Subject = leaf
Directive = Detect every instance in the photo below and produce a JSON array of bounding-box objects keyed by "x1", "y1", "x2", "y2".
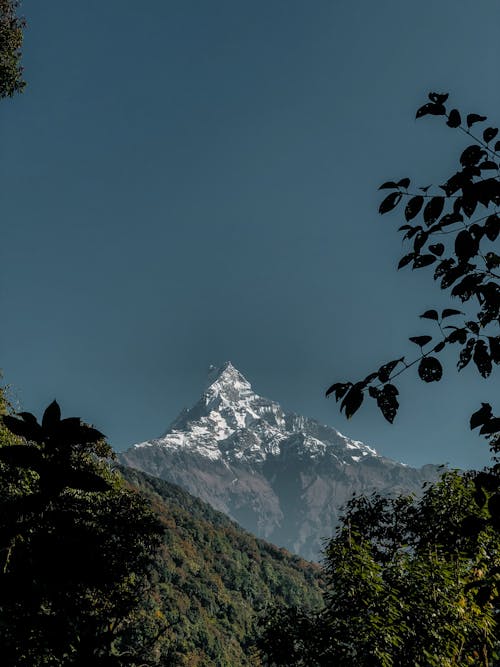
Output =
[
  {"x1": 416, "y1": 103, "x2": 446, "y2": 119},
  {"x1": 457, "y1": 338, "x2": 475, "y2": 371},
  {"x1": 376, "y1": 384, "x2": 399, "y2": 424},
  {"x1": 423, "y1": 197, "x2": 444, "y2": 226},
  {"x1": 470, "y1": 403, "x2": 493, "y2": 430},
  {"x1": 440, "y1": 212, "x2": 463, "y2": 227},
  {"x1": 485, "y1": 214, "x2": 500, "y2": 241},
  {"x1": 433, "y1": 341, "x2": 446, "y2": 353},
  {"x1": 379, "y1": 181, "x2": 398, "y2": 190},
  {"x1": 428, "y1": 243, "x2": 444, "y2": 256},
  {"x1": 418, "y1": 357, "x2": 443, "y2": 382},
  {"x1": 413, "y1": 230, "x2": 428, "y2": 253},
  {"x1": 340, "y1": 384, "x2": 364, "y2": 419},
  {"x1": 420, "y1": 309, "x2": 439, "y2": 321},
  {"x1": 488, "y1": 336, "x2": 500, "y2": 364},
  {"x1": 441, "y1": 308, "x2": 463, "y2": 319},
  {"x1": 483, "y1": 127, "x2": 498, "y2": 143},
  {"x1": 409, "y1": 335, "x2": 432, "y2": 347},
  {"x1": 480, "y1": 418, "x2": 500, "y2": 436},
  {"x1": 479, "y1": 160, "x2": 498, "y2": 170},
  {"x1": 326, "y1": 382, "x2": 352, "y2": 400},
  {"x1": 455, "y1": 229, "x2": 478, "y2": 261},
  {"x1": 467, "y1": 113, "x2": 487, "y2": 128},
  {"x1": 1, "y1": 415, "x2": 42, "y2": 442},
  {"x1": 428, "y1": 92, "x2": 449, "y2": 104},
  {"x1": 398, "y1": 253, "x2": 415, "y2": 270},
  {"x1": 473, "y1": 340, "x2": 492, "y2": 378},
  {"x1": 460, "y1": 145, "x2": 486, "y2": 167},
  {"x1": 485, "y1": 252, "x2": 500, "y2": 270},
  {"x1": 42, "y1": 400, "x2": 61, "y2": 430},
  {"x1": 446, "y1": 109, "x2": 461, "y2": 128},
  {"x1": 404, "y1": 195, "x2": 424, "y2": 221},
  {"x1": 377, "y1": 358, "x2": 403, "y2": 383},
  {"x1": 379, "y1": 192, "x2": 402, "y2": 214},
  {"x1": 397, "y1": 177, "x2": 410, "y2": 189},
  {"x1": 413, "y1": 254, "x2": 436, "y2": 269}
]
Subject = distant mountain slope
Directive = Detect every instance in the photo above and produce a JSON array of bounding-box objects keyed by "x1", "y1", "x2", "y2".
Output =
[
  {"x1": 120, "y1": 363, "x2": 440, "y2": 561},
  {"x1": 119, "y1": 465, "x2": 324, "y2": 666}
]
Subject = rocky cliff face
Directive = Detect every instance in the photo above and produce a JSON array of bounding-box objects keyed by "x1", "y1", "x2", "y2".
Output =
[{"x1": 119, "y1": 362, "x2": 439, "y2": 561}]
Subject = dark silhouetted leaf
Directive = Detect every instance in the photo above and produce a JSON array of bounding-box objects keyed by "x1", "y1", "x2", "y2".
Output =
[
  {"x1": 451, "y1": 274, "x2": 484, "y2": 302},
  {"x1": 420, "y1": 309, "x2": 439, "y2": 321},
  {"x1": 440, "y1": 213, "x2": 463, "y2": 227},
  {"x1": 376, "y1": 384, "x2": 399, "y2": 423},
  {"x1": 428, "y1": 92, "x2": 448, "y2": 104},
  {"x1": 429, "y1": 243, "x2": 444, "y2": 256},
  {"x1": 418, "y1": 356, "x2": 443, "y2": 382},
  {"x1": 398, "y1": 253, "x2": 415, "y2": 270},
  {"x1": 460, "y1": 145, "x2": 486, "y2": 167},
  {"x1": 466, "y1": 320, "x2": 480, "y2": 335},
  {"x1": 340, "y1": 384, "x2": 364, "y2": 419},
  {"x1": 467, "y1": 113, "x2": 487, "y2": 128},
  {"x1": 442, "y1": 308, "x2": 463, "y2": 318},
  {"x1": 368, "y1": 386, "x2": 380, "y2": 398},
  {"x1": 483, "y1": 127, "x2": 498, "y2": 143},
  {"x1": 409, "y1": 335, "x2": 432, "y2": 347},
  {"x1": 488, "y1": 336, "x2": 500, "y2": 364},
  {"x1": 445, "y1": 326, "x2": 468, "y2": 345},
  {"x1": 423, "y1": 197, "x2": 444, "y2": 226},
  {"x1": 479, "y1": 160, "x2": 498, "y2": 170},
  {"x1": 397, "y1": 177, "x2": 410, "y2": 189},
  {"x1": 455, "y1": 230, "x2": 478, "y2": 261},
  {"x1": 362, "y1": 372, "x2": 379, "y2": 385},
  {"x1": 416, "y1": 103, "x2": 446, "y2": 118},
  {"x1": 485, "y1": 214, "x2": 500, "y2": 241},
  {"x1": 485, "y1": 252, "x2": 500, "y2": 270},
  {"x1": 495, "y1": 140, "x2": 500, "y2": 152},
  {"x1": 1, "y1": 415, "x2": 42, "y2": 442},
  {"x1": 413, "y1": 254, "x2": 436, "y2": 269},
  {"x1": 458, "y1": 338, "x2": 475, "y2": 371},
  {"x1": 326, "y1": 382, "x2": 352, "y2": 400},
  {"x1": 473, "y1": 340, "x2": 492, "y2": 378},
  {"x1": 404, "y1": 195, "x2": 424, "y2": 221},
  {"x1": 42, "y1": 400, "x2": 61, "y2": 431},
  {"x1": 379, "y1": 181, "x2": 398, "y2": 190},
  {"x1": 480, "y1": 418, "x2": 500, "y2": 436},
  {"x1": 379, "y1": 192, "x2": 402, "y2": 214},
  {"x1": 377, "y1": 358, "x2": 403, "y2": 383},
  {"x1": 413, "y1": 231, "x2": 428, "y2": 253},
  {"x1": 433, "y1": 341, "x2": 446, "y2": 353},
  {"x1": 446, "y1": 109, "x2": 461, "y2": 128}
]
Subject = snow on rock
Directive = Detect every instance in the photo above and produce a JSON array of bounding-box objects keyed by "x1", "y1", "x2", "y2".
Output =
[{"x1": 132, "y1": 361, "x2": 380, "y2": 465}]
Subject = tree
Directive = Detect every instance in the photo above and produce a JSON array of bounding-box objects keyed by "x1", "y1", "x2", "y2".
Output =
[
  {"x1": 0, "y1": 398, "x2": 166, "y2": 666},
  {"x1": 258, "y1": 471, "x2": 500, "y2": 666},
  {"x1": 0, "y1": 0, "x2": 25, "y2": 98}
]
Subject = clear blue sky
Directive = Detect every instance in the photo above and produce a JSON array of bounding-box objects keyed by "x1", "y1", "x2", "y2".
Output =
[{"x1": 1, "y1": 0, "x2": 499, "y2": 469}]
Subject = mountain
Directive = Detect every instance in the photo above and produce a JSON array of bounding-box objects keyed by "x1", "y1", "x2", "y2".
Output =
[
  {"x1": 120, "y1": 362, "x2": 440, "y2": 561},
  {"x1": 119, "y1": 465, "x2": 324, "y2": 666}
]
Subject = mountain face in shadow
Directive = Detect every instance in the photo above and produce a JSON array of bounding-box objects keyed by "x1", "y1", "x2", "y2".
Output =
[{"x1": 120, "y1": 362, "x2": 440, "y2": 561}]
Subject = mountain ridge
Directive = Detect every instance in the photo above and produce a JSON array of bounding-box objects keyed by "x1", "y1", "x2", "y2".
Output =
[{"x1": 120, "y1": 362, "x2": 440, "y2": 560}]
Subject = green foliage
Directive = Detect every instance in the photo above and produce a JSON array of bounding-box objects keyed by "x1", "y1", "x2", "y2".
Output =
[
  {"x1": 0, "y1": 398, "x2": 165, "y2": 666},
  {"x1": 121, "y1": 467, "x2": 325, "y2": 666},
  {"x1": 259, "y1": 471, "x2": 500, "y2": 666},
  {"x1": 0, "y1": 0, "x2": 25, "y2": 98}
]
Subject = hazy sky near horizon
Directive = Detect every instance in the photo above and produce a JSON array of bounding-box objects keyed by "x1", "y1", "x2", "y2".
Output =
[{"x1": 2, "y1": 0, "x2": 500, "y2": 469}]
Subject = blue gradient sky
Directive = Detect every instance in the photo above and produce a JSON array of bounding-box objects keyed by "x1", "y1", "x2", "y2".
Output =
[{"x1": 1, "y1": 0, "x2": 499, "y2": 469}]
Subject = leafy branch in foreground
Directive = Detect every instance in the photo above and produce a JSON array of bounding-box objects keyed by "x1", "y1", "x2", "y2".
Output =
[{"x1": 326, "y1": 92, "x2": 499, "y2": 427}]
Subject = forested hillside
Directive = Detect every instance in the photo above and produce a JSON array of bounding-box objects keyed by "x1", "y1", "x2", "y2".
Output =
[{"x1": 119, "y1": 466, "x2": 325, "y2": 666}]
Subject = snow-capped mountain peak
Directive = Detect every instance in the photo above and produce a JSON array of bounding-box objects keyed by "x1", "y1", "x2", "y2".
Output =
[{"x1": 133, "y1": 362, "x2": 377, "y2": 465}]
